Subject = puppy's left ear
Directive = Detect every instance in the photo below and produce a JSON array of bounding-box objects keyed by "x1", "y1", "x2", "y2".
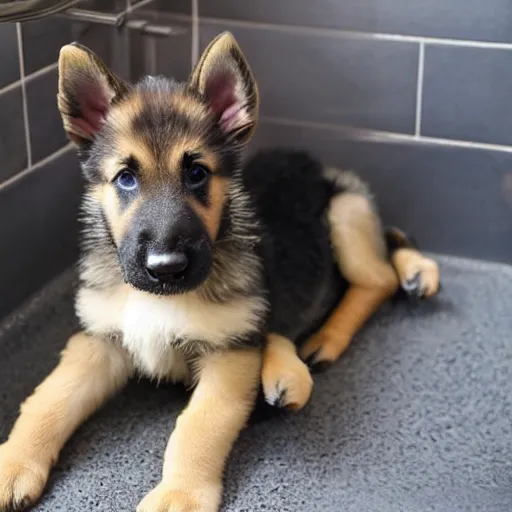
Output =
[{"x1": 189, "y1": 32, "x2": 259, "y2": 144}]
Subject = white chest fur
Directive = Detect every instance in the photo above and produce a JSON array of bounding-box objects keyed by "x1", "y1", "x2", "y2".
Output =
[{"x1": 76, "y1": 284, "x2": 266, "y2": 381}]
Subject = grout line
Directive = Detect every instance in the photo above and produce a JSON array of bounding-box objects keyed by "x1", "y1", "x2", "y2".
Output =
[
  {"x1": 199, "y1": 16, "x2": 512, "y2": 50},
  {"x1": 191, "y1": 0, "x2": 199, "y2": 67},
  {"x1": 25, "y1": 62, "x2": 58, "y2": 84},
  {"x1": 16, "y1": 23, "x2": 32, "y2": 168},
  {"x1": 259, "y1": 115, "x2": 512, "y2": 153},
  {"x1": 415, "y1": 42, "x2": 425, "y2": 138},
  {"x1": 0, "y1": 78, "x2": 24, "y2": 96},
  {"x1": 0, "y1": 62, "x2": 58, "y2": 98},
  {"x1": 0, "y1": 143, "x2": 73, "y2": 193},
  {"x1": 146, "y1": 36, "x2": 157, "y2": 75}
]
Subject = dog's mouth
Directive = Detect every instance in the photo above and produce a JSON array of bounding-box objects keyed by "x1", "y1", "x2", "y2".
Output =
[{"x1": 145, "y1": 267, "x2": 187, "y2": 283}]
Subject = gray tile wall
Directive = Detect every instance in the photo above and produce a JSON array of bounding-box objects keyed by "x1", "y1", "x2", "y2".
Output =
[
  {"x1": 153, "y1": 0, "x2": 512, "y2": 263},
  {"x1": 0, "y1": 18, "x2": 82, "y2": 319},
  {"x1": 0, "y1": 3, "x2": 128, "y2": 317},
  {"x1": 0, "y1": 1, "x2": 194, "y2": 317},
  {"x1": 2, "y1": 0, "x2": 512, "y2": 314}
]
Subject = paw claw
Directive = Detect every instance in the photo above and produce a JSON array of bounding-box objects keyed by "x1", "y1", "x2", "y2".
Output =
[
  {"x1": 262, "y1": 358, "x2": 313, "y2": 411},
  {"x1": 399, "y1": 257, "x2": 440, "y2": 300},
  {"x1": 304, "y1": 349, "x2": 320, "y2": 368},
  {"x1": 0, "y1": 445, "x2": 47, "y2": 512},
  {"x1": 272, "y1": 384, "x2": 287, "y2": 408},
  {"x1": 403, "y1": 271, "x2": 421, "y2": 294},
  {"x1": 309, "y1": 359, "x2": 332, "y2": 373},
  {"x1": 300, "y1": 329, "x2": 351, "y2": 370}
]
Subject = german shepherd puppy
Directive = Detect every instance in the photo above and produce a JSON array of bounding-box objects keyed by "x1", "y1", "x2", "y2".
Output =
[{"x1": 0, "y1": 32, "x2": 439, "y2": 512}]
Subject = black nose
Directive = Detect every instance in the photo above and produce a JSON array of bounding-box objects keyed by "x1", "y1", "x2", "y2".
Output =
[{"x1": 145, "y1": 251, "x2": 188, "y2": 280}]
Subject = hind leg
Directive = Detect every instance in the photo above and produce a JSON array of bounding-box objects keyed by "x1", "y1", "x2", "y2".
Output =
[
  {"x1": 300, "y1": 193, "x2": 440, "y2": 369},
  {"x1": 300, "y1": 192, "x2": 400, "y2": 369},
  {"x1": 300, "y1": 284, "x2": 397, "y2": 370}
]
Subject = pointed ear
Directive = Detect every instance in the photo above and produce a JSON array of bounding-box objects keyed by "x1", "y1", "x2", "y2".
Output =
[
  {"x1": 189, "y1": 32, "x2": 259, "y2": 144},
  {"x1": 57, "y1": 43, "x2": 129, "y2": 145}
]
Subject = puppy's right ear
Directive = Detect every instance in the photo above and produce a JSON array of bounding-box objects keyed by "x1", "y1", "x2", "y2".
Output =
[
  {"x1": 58, "y1": 43, "x2": 128, "y2": 146},
  {"x1": 189, "y1": 32, "x2": 259, "y2": 145}
]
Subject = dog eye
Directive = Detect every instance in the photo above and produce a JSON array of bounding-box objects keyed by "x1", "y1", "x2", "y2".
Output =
[
  {"x1": 115, "y1": 169, "x2": 138, "y2": 191},
  {"x1": 185, "y1": 164, "x2": 210, "y2": 189}
]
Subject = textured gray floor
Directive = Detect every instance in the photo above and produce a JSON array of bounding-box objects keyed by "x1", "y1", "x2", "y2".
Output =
[{"x1": 1, "y1": 255, "x2": 512, "y2": 512}]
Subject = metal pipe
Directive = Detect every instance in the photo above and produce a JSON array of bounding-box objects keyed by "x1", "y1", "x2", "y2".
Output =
[
  {"x1": 64, "y1": 8, "x2": 125, "y2": 27},
  {"x1": 63, "y1": 8, "x2": 187, "y2": 37}
]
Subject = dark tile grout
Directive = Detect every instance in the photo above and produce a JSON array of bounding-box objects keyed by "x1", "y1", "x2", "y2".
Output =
[
  {"x1": 163, "y1": 12, "x2": 512, "y2": 51},
  {"x1": 15, "y1": 22, "x2": 31, "y2": 168},
  {"x1": 0, "y1": 143, "x2": 73, "y2": 193},
  {"x1": 0, "y1": 0, "x2": 159, "y2": 187}
]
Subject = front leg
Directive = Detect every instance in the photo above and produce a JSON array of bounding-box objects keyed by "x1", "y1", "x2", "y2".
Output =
[
  {"x1": 262, "y1": 334, "x2": 313, "y2": 411},
  {"x1": 137, "y1": 348, "x2": 262, "y2": 512},
  {"x1": 0, "y1": 332, "x2": 133, "y2": 511}
]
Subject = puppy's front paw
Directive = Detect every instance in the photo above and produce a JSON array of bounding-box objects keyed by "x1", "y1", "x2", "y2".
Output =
[
  {"x1": 262, "y1": 355, "x2": 313, "y2": 411},
  {"x1": 137, "y1": 482, "x2": 221, "y2": 512},
  {"x1": 398, "y1": 255, "x2": 440, "y2": 299},
  {"x1": 0, "y1": 444, "x2": 48, "y2": 512}
]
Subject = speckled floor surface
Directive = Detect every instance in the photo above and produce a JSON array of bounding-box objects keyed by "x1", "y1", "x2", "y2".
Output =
[{"x1": 1, "y1": 255, "x2": 511, "y2": 512}]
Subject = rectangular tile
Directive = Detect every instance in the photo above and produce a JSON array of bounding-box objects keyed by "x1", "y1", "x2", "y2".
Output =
[
  {"x1": 155, "y1": 19, "x2": 192, "y2": 82},
  {"x1": 70, "y1": 22, "x2": 113, "y2": 69},
  {"x1": 199, "y1": 0, "x2": 512, "y2": 44},
  {"x1": 70, "y1": 23, "x2": 133, "y2": 83},
  {"x1": 248, "y1": 122, "x2": 512, "y2": 263},
  {"x1": 0, "y1": 87, "x2": 27, "y2": 182},
  {"x1": 200, "y1": 22, "x2": 418, "y2": 134},
  {"x1": 26, "y1": 69, "x2": 68, "y2": 164},
  {"x1": 421, "y1": 45, "x2": 512, "y2": 146},
  {"x1": 0, "y1": 24, "x2": 20, "y2": 89},
  {"x1": 78, "y1": 0, "x2": 127, "y2": 14},
  {"x1": 21, "y1": 17, "x2": 72, "y2": 75},
  {"x1": 0, "y1": 150, "x2": 82, "y2": 318},
  {"x1": 126, "y1": 15, "x2": 191, "y2": 83}
]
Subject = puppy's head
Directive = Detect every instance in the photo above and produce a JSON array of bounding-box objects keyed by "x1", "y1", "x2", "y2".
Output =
[{"x1": 58, "y1": 32, "x2": 259, "y2": 295}]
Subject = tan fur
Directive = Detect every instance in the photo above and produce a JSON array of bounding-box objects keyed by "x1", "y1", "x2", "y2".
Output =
[
  {"x1": 169, "y1": 91, "x2": 210, "y2": 126},
  {"x1": 262, "y1": 334, "x2": 313, "y2": 411},
  {"x1": 117, "y1": 135, "x2": 156, "y2": 176},
  {"x1": 137, "y1": 348, "x2": 261, "y2": 512},
  {"x1": 0, "y1": 333, "x2": 133, "y2": 510},
  {"x1": 328, "y1": 193, "x2": 399, "y2": 290},
  {"x1": 1, "y1": 32, "x2": 440, "y2": 512},
  {"x1": 189, "y1": 34, "x2": 259, "y2": 144},
  {"x1": 99, "y1": 184, "x2": 142, "y2": 243},
  {"x1": 300, "y1": 285, "x2": 395, "y2": 363},
  {"x1": 190, "y1": 175, "x2": 228, "y2": 241},
  {"x1": 299, "y1": 191, "x2": 400, "y2": 362},
  {"x1": 392, "y1": 248, "x2": 440, "y2": 298},
  {"x1": 297, "y1": 191, "x2": 439, "y2": 368},
  {"x1": 76, "y1": 282, "x2": 266, "y2": 381},
  {"x1": 109, "y1": 95, "x2": 144, "y2": 139},
  {"x1": 1, "y1": 32, "x2": 265, "y2": 512},
  {"x1": 58, "y1": 44, "x2": 128, "y2": 144},
  {"x1": 166, "y1": 136, "x2": 214, "y2": 173}
]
